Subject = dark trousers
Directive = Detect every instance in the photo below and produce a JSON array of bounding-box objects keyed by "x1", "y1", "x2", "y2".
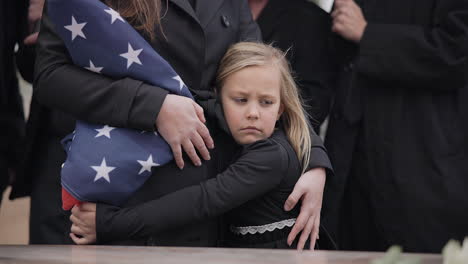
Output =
[
  {"x1": 29, "y1": 137, "x2": 72, "y2": 244},
  {"x1": 338, "y1": 137, "x2": 389, "y2": 252}
]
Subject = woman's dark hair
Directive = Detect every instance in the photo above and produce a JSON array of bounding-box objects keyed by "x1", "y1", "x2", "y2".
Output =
[{"x1": 104, "y1": 0, "x2": 164, "y2": 40}]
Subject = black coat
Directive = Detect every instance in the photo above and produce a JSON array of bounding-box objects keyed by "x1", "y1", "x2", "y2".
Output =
[
  {"x1": 256, "y1": 0, "x2": 335, "y2": 132},
  {"x1": 322, "y1": 0, "x2": 468, "y2": 253}
]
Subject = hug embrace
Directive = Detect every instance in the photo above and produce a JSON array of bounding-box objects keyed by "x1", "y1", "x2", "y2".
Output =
[{"x1": 33, "y1": 0, "x2": 333, "y2": 250}]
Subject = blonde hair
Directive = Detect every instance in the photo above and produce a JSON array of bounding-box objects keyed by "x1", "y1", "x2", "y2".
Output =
[{"x1": 216, "y1": 42, "x2": 312, "y2": 173}]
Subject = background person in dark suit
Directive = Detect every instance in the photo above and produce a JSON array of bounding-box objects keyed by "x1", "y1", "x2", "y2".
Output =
[
  {"x1": 247, "y1": 0, "x2": 337, "y2": 249},
  {"x1": 322, "y1": 0, "x2": 468, "y2": 253},
  {"x1": 1, "y1": 0, "x2": 42, "y2": 207},
  {"x1": 22, "y1": 0, "x2": 332, "y2": 246},
  {"x1": 248, "y1": 0, "x2": 336, "y2": 133}
]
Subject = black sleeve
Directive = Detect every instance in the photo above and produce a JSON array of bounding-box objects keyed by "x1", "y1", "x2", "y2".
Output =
[
  {"x1": 307, "y1": 131, "x2": 333, "y2": 173},
  {"x1": 238, "y1": 0, "x2": 262, "y2": 42},
  {"x1": 33, "y1": 4, "x2": 169, "y2": 131},
  {"x1": 356, "y1": 1, "x2": 468, "y2": 90},
  {"x1": 96, "y1": 139, "x2": 289, "y2": 243}
]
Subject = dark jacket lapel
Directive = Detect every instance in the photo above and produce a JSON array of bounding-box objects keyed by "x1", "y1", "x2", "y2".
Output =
[
  {"x1": 169, "y1": 0, "x2": 200, "y2": 24},
  {"x1": 196, "y1": 0, "x2": 225, "y2": 28}
]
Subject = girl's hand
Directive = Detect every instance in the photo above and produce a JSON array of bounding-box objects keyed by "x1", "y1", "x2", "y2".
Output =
[
  {"x1": 284, "y1": 168, "x2": 326, "y2": 250},
  {"x1": 70, "y1": 203, "x2": 97, "y2": 245},
  {"x1": 156, "y1": 94, "x2": 214, "y2": 169}
]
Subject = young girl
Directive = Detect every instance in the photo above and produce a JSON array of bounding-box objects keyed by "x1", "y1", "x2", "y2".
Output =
[{"x1": 70, "y1": 42, "x2": 323, "y2": 249}]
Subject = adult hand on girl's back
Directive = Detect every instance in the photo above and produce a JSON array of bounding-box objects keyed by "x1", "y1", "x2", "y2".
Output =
[
  {"x1": 156, "y1": 94, "x2": 214, "y2": 169},
  {"x1": 284, "y1": 168, "x2": 326, "y2": 250},
  {"x1": 70, "y1": 203, "x2": 97, "y2": 245}
]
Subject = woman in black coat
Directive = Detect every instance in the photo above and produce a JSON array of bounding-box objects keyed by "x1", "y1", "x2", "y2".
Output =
[
  {"x1": 32, "y1": 0, "x2": 332, "y2": 246},
  {"x1": 322, "y1": 0, "x2": 468, "y2": 253}
]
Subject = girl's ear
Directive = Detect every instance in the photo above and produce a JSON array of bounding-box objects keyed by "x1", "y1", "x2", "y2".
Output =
[{"x1": 277, "y1": 104, "x2": 284, "y2": 120}]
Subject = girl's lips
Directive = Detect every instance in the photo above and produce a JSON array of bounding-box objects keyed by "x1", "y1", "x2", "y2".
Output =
[{"x1": 241, "y1": 126, "x2": 262, "y2": 132}]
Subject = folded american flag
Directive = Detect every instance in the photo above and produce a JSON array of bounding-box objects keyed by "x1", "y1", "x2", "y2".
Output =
[{"x1": 48, "y1": 0, "x2": 193, "y2": 209}]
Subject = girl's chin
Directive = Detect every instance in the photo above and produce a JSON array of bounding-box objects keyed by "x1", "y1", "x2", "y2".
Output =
[{"x1": 235, "y1": 134, "x2": 268, "y2": 145}]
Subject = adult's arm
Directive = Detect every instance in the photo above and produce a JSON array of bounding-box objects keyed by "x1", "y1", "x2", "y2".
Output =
[
  {"x1": 307, "y1": 132, "x2": 333, "y2": 172},
  {"x1": 34, "y1": 4, "x2": 168, "y2": 131},
  {"x1": 357, "y1": 0, "x2": 468, "y2": 90},
  {"x1": 96, "y1": 139, "x2": 289, "y2": 243}
]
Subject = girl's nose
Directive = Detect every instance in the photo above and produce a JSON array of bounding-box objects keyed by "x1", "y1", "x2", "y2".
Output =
[{"x1": 246, "y1": 103, "x2": 259, "y2": 120}]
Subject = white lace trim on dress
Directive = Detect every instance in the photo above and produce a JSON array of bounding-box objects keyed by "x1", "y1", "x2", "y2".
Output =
[{"x1": 230, "y1": 218, "x2": 297, "y2": 235}]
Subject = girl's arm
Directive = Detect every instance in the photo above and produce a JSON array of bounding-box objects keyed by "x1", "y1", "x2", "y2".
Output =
[{"x1": 87, "y1": 138, "x2": 290, "y2": 244}]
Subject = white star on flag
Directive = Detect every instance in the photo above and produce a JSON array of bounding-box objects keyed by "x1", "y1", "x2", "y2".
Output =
[
  {"x1": 92, "y1": 158, "x2": 116, "y2": 183},
  {"x1": 64, "y1": 16, "x2": 87, "y2": 41},
  {"x1": 120, "y1": 43, "x2": 143, "y2": 69},
  {"x1": 85, "y1": 60, "x2": 104, "y2": 73},
  {"x1": 95, "y1": 125, "x2": 116, "y2": 138},
  {"x1": 104, "y1": 8, "x2": 126, "y2": 24},
  {"x1": 173, "y1": 76, "x2": 185, "y2": 91},
  {"x1": 137, "y1": 155, "x2": 160, "y2": 175}
]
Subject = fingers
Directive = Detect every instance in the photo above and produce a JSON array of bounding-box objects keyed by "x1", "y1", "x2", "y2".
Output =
[
  {"x1": 70, "y1": 214, "x2": 85, "y2": 228},
  {"x1": 192, "y1": 101, "x2": 214, "y2": 151},
  {"x1": 192, "y1": 102, "x2": 206, "y2": 124},
  {"x1": 70, "y1": 233, "x2": 83, "y2": 245},
  {"x1": 71, "y1": 204, "x2": 81, "y2": 216},
  {"x1": 71, "y1": 224, "x2": 85, "y2": 236},
  {"x1": 297, "y1": 216, "x2": 316, "y2": 251},
  {"x1": 197, "y1": 121, "x2": 214, "y2": 150},
  {"x1": 170, "y1": 144, "x2": 184, "y2": 169},
  {"x1": 156, "y1": 95, "x2": 214, "y2": 169},
  {"x1": 80, "y1": 202, "x2": 97, "y2": 212},
  {"x1": 70, "y1": 233, "x2": 95, "y2": 245},
  {"x1": 284, "y1": 186, "x2": 304, "y2": 211},
  {"x1": 24, "y1": 33, "x2": 39, "y2": 45},
  {"x1": 182, "y1": 139, "x2": 201, "y2": 167},
  {"x1": 332, "y1": 22, "x2": 345, "y2": 34},
  {"x1": 287, "y1": 208, "x2": 309, "y2": 246},
  {"x1": 191, "y1": 131, "x2": 211, "y2": 162},
  {"x1": 310, "y1": 215, "x2": 321, "y2": 250}
]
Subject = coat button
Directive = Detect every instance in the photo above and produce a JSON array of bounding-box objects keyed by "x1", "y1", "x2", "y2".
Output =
[{"x1": 221, "y1": 15, "x2": 230, "y2": 27}]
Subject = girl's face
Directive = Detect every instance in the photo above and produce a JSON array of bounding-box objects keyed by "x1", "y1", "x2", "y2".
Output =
[{"x1": 221, "y1": 64, "x2": 283, "y2": 145}]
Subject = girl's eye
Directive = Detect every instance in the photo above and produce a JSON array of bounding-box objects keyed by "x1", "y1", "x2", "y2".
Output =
[
  {"x1": 261, "y1": 99, "x2": 274, "y2": 105},
  {"x1": 234, "y1": 98, "x2": 247, "y2": 103}
]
